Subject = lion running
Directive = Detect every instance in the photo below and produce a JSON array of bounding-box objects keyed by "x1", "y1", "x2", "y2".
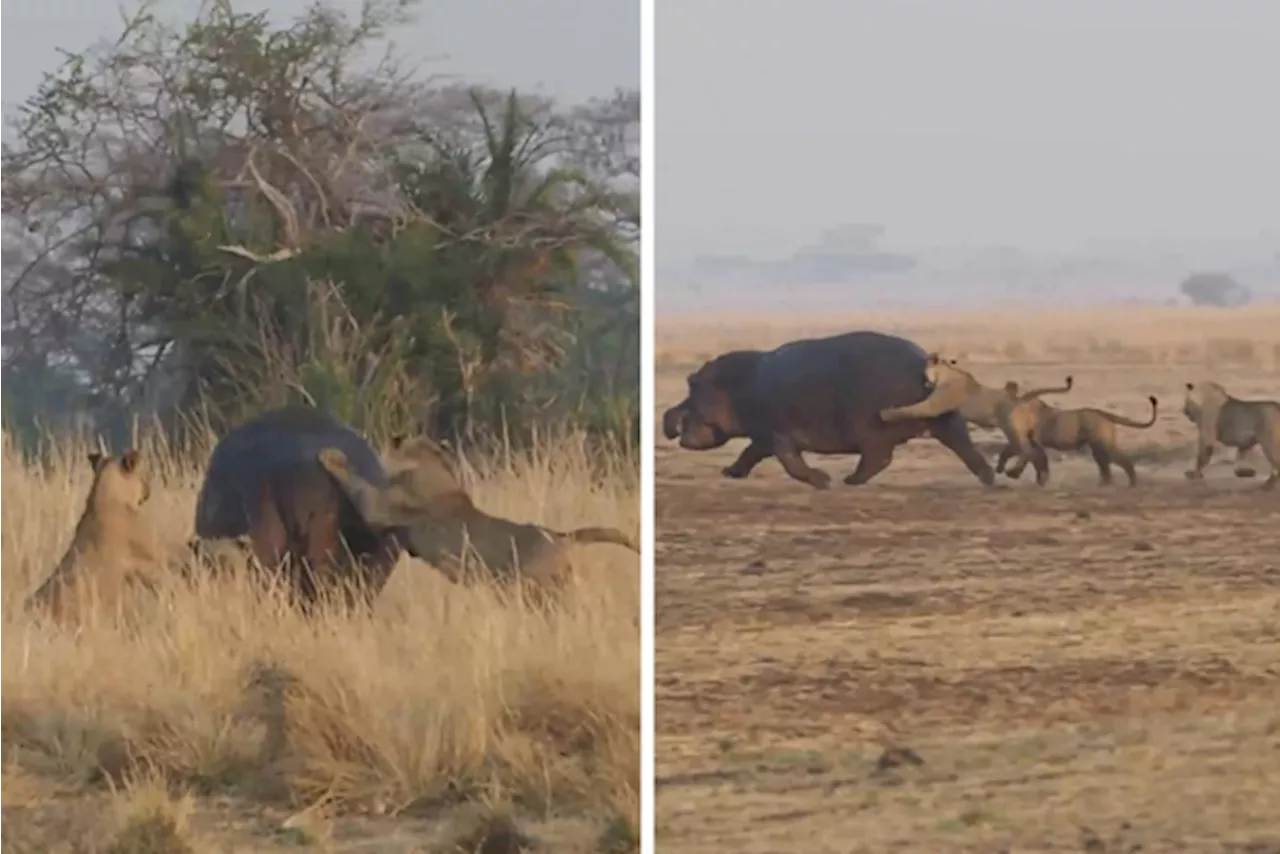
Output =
[
  {"x1": 25, "y1": 450, "x2": 164, "y2": 622},
  {"x1": 878, "y1": 353, "x2": 1074, "y2": 432},
  {"x1": 316, "y1": 436, "x2": 639, "y2": 595},
  {"x1": 1182, "y1": 380, "x2": 1279, "y2": 490},
  {"x1": 999, "y1": 394, "x2": 1160, "y2": 487}
]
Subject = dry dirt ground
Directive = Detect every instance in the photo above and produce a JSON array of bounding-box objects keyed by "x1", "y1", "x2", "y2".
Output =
[{"x1": 654, "y1": 309, "x2": 1280, "y2": 853}]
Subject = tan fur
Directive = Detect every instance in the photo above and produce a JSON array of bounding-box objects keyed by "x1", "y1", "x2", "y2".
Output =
[
  {"x1": 1182, "y1": 381, "x2": 1280, "y2": 490},
  {"x1": 999, "y1": 394, "x2": 1160, "y2": 487},
  {"x1": 879, "y1": 354, "x2": 1073, "y2": 429},
  {"x1": 317, "y1": 440, "x2": 638, "y2": 596},
  {"x1": 25, "y1": 450, "x2": 163, "y2": 622}
]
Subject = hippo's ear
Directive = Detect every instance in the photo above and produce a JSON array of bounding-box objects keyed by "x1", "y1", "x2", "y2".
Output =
[
  {"x1": 87, "y1": 452, "x2": 105, "y2": 472},
  {"x1": 119, "y1": 449, "x2": 141, "y2": 473},
  {"x1": 391, "y1": 433, "x2": 407, "y2": 450}
]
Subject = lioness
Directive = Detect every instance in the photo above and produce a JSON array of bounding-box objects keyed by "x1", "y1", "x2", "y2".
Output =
[
  {"x1": 316, "y1": 437, "x2": 638, "y2": 594},
  {"x1": 26, "y1": 450, "x2": 163, "y2": 621},
  {"x1": 1000, "y1": 395, "x2": 1160, "y2": 487},
  {"x1": 878, "y1": 353, "x2": 1074, "y2": 430},
  {"x1": 1182, "y1": 380, "x2": 1279, "y2": 490}
]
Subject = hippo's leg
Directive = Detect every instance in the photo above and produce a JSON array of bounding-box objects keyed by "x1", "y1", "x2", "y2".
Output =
[
  {"x1": 843, "y1": 439, "x2": 895, "y2": 486},
  {"x1": 722, "y1": 439, "x2": 774, "y2": 479},
  {"x1": 929, "y1": 413, "x2": 995, "y2": 486},
  {"x1": 773, "y1": 435, "x2": 832, "y2": 490}
]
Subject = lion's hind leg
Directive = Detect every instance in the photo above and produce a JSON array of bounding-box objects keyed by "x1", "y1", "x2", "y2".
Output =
[
  {"x1": 994, "y1": 443, "x2": 1018, "y2": 474},
  {"x1": 1029, "y1": 440, "x2": 1051, "y2": 486},
  {"x1": 1232, "y1": 442, "x2": 1258, "y2": 479},
  {"x1": 1259, "y1": 422, "x2": 1280, "y2": 491},
  {"x1": 1087, "y1": 442, "x2": 1117, "y2": 486},
  {"x1": 1095, "y1": 443, "x2": 1139, "y2": 487}
]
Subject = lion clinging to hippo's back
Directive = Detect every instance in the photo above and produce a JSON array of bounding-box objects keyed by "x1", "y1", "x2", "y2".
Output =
[{"x1": 314, "y1": 434, "x2": 639, "y2": 597}]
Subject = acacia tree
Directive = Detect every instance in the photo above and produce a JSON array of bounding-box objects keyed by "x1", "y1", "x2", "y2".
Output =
[{"x1": 2, "y1": 0, "x2": 639, "y2": 446}]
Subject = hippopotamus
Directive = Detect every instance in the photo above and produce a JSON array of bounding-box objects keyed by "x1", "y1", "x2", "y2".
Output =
[
  {"x1": 193, "y1": 405, "x2": 404, "y2": 607},
  {"x1": 661, "y1": 330, "x2": 995, "y2": 489}
]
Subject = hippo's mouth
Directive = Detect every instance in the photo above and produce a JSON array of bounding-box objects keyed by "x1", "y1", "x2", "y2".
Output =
[
  {"x1": 678, "y1": 422, "x2": 730, "y2": 451},
  {"x1": 662, "y1": 404, "x2": 690, "y2": 440}
]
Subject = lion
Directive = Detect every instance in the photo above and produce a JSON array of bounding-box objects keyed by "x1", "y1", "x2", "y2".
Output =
[
  {"x1": 25, "y1": 450, "x2": 163, "y2": 622},
  {"x1": 1182, "y1": 380, "x2": 1279, "y2": 490},
  {"x1": 879, "y1": 354, "x2": 1074, "y2": 430},
  {"x1": 998, "y1": 394, "x2": 1160, "y2": 487},
  {"x1": 315, "y1": 436, "x2": 639, "y2": 595}
]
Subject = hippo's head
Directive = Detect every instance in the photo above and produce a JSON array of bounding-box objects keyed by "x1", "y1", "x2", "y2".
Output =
[{"x1": 664, "y1": 350, "x2": 760, "y2": 450}]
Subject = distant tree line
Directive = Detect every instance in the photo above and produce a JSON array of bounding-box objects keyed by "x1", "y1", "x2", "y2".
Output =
[
  {"x1": 1, "y1": 0, "x2": 639, "y2": 458},
  {"x1": 1178, "y1": 272, "x2": 1251, "y2": 308}
]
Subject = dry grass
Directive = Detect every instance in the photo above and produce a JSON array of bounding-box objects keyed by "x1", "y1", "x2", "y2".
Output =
[
  {"x1": 655, "y1": 306, "x2": 1280, "y2": 853},
  {"x1": 1, "y1": 428, "x2": 639, "y2": 853}
]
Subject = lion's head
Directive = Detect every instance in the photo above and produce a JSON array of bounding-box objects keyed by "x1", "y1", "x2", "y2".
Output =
[
  {"x1": 918, "y1": 353, "x2": 974, "y2": 409},
  {"x1": 664, "y1": 350, "x2": 760, "y2": 450},
  {"x1": 1183, "y1": 380, "x2": 1228, "y2": 424},
  {"x1": 378, "y1": 434, "x2": 465, "y2": 501},
  {"x1": 86, "y1": 449, "x2": 150, "y2": 511}
]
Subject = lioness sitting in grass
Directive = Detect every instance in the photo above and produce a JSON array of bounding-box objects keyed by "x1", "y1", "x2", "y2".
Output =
[
  {"x1": 26, "y1": 450, "x2": 163, "y2": 622},
  {"x1": 316, "y1": 436, "x2": 638, "y2": 594}
]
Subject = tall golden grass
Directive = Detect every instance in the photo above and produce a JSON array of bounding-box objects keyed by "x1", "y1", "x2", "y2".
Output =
[{"x1": 1, "y1": 426, "x2": 639, "y2": 848}]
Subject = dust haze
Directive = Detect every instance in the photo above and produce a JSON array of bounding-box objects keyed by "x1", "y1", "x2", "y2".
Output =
[{"x1": 656, "y1": 0, "x2": 1280, "y2": 315}]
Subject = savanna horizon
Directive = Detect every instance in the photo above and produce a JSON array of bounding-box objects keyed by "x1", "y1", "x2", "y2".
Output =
[
  {"x1": 1, "y1": 427, "x2": 640, "y2": 853},
  {"x1": 656, "y1": 303, "x2": 1280, "y2": 371}
]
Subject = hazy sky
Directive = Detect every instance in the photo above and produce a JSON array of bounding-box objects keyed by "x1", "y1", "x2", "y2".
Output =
[
  {"x1": 2, "y1": 0, "x2": 638, "y2": 112},
  {"x1": 657, "y1": 0, "x2": 1280, "y2": 266}
]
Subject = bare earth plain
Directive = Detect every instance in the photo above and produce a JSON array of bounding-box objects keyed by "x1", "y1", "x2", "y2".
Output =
[{"x1": 654, "y1": 306, "x2": 1280, "y2": 854}]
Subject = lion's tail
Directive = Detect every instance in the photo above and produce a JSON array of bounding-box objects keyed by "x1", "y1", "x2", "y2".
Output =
[
  {"x1": 560, "y1": 526, "x2": 640, "y2": 553},
  {"x1": 1101, "y1": 395, "x2": 1159, "y2": 429},
  {"x1": 1016, "y1": 375, "x2": 1074, "y2": 404}
]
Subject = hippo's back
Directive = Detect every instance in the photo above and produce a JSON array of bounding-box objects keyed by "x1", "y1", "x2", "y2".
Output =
[
  {"x1": 756, "y1": 330, "x2": 930, "y2": 410},
  {"x1": 195, "y1": 406, "x2": 388, "y2": 539}
]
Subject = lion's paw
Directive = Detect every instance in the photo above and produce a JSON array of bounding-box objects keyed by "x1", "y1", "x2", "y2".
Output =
[{"x1": 318, "y1": 447, "x2": 350, "y2": 476}]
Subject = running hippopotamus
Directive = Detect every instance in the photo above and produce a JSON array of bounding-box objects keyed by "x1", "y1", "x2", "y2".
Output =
[{"x1": 661, "y1": 330, "x2": 994, "y2": 489}]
